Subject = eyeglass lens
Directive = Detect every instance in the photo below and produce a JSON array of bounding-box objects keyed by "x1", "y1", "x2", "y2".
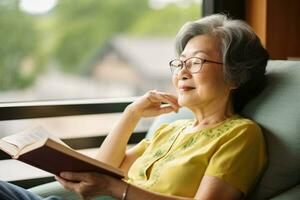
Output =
[{"x1": 170, "y1": 57, "x2": 203, "y2": 74}]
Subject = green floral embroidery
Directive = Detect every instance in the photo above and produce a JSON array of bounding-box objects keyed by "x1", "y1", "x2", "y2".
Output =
[
  {"x1": 148, "y1": 167, "x2": 161, "y2": 186},
  {"x1": 183, "y1": 136, "x2": 198, "y2": 149},
  {"x1": 168, "y1": 135, "x2": 177, "y2": 142},
  {"x1": 202, "y1": 130, "x2": 215, "y2": 138},
  {"x1": 154, "y1": 149, "x2": 164, "y2": 157},
  {"x1": 164, "y1": 154, "x2": 175, "y2": 162},
  {"x1": 201, "y1": 119, "x2": 238, "y2": 138}
]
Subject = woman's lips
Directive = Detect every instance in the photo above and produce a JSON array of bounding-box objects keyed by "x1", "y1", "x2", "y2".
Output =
[{"x1": 179, "y1": 86, "x2": 196, "y2": 91}]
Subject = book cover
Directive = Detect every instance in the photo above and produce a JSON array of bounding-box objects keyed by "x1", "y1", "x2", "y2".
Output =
[{"x1": 0, "y1": 127, "x2": 124, "y2": 179}]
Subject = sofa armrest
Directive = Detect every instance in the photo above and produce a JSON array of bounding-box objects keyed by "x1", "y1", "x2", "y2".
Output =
[
  {"x1": 29, "y1": 181, "x2": 115, "y2": 200},
  {"x1": 28, "y1": 181, "x2": 80, "y2": 199},
  {"x1": 270, "y1": 184, "x2": 300, "y2": 200}
]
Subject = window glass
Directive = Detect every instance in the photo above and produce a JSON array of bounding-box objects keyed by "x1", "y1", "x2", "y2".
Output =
[
  {"x1": 0, "y1": 0, "x2": 202, "y2": 102},
  {"x1": 0, "y1": 113, "x2": 153, "y2": 139}
]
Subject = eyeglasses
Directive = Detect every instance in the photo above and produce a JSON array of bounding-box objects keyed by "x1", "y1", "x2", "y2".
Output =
[{"x1": 169, "y1": 57, "x2": 223, "y2": 75}]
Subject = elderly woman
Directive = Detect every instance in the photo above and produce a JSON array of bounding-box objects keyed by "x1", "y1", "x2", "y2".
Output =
[{"x1": 0, "y1": 14, "x2": 268, "y2": 200}]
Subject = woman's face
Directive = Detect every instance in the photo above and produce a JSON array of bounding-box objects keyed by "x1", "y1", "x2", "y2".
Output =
[{"x1": 172, "y1": 34, "x2": 232, "y2": 109}]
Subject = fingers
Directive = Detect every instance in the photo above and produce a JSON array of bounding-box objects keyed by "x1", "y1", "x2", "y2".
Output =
[
  {"x1": 146, "y1": 90, "x2": 180, "y2": 111},
  {"x1": 161, "y1": 94, "x2": 180, "y2": 111},
  {"x1": 159, "y1": 105, "x2": 178, "y2": 114},
  {"x1": 59, "y1": 171, "x2": 82, "y2": 182},
  {"x1": 59, "y1": 172, "x2": 96, "y2": 182},
  {"x1": 56, "y1": 172, "x2": 112, "y2": 200},
  {"x1": 55, "y1": 175, "x2": 94, "y2": 200},
  {"x1": 55, "y1": 175, "x2": 78, "y2": 191},
  {"x1": 129, "y1": 90, "x2": 181, "y2": 117}
]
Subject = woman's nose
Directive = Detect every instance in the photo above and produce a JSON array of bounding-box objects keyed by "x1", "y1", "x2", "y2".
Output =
[{"x1": 176, "y1": 63, "x2": 191, "y2": 79}]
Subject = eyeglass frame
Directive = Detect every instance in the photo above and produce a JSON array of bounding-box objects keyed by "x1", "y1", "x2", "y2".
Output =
[{"x1": 169, "y1": 56, "x2": 223, "y2": 75}]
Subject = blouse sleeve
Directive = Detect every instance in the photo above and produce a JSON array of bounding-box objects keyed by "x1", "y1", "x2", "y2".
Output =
[
  {"x1": 130, "y1": 123, "x2": 169, "y2": 157},
  {"x1": 204, "y1": 122, "x2": 267, "y2": 195}
]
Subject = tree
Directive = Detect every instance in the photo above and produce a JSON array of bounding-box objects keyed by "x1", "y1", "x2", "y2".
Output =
[
  {"x1": 51, "y1": 0, "x2": 200, "y2": 74},
  {"x1": 0, "y1": 0, "x2": 39, "y2": 90},
  {"x1": 0, "y1": 0, "x2": 201, "y2": 90},
  {"x1": 52, "y1": 0, "x2": 149, "y2": 73},
  {"x1": 129, "y1": 4, "x2": 200, "y2": 36}
]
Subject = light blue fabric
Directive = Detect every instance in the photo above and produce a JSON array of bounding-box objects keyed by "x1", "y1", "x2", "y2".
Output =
[
  {"x1": 29, "y1": 181, "x2": 116, "y2": 200},
  {"x1": 146, "y1": 107, "x2": 194, "y2": 139},
  {"x1": 0, "y1": 181, "x2": 62, "y2": 200}
]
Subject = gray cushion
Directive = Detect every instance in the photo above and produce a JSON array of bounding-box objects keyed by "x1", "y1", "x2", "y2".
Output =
[
  {"x1": 29, "y1": 181, "x2": 80, "y2": 199},
  {"x1": 146, "y1": 107, "x2": 194, "y2": 139},
  {"x1": 29, "y1": 181, "x2": 116, "y2": 200},
  {"x1": 270, "y1": 184, "x2": 300, "y2": 200},
  {"x1": 243, "y1": 60, "x2": 300, "y2": 199},
  {"x1": 146, "y1": 60, "x2": 300, "y2": 199}
]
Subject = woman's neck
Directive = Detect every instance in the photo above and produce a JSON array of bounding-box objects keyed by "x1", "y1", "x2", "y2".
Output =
[{"x1": 191, "y1": 97, "x2": 235, "y2": 129}]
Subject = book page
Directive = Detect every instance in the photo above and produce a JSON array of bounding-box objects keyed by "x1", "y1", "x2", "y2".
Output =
[{"x1": 2, "y1": 127, "x2": 65, "y2": 150}]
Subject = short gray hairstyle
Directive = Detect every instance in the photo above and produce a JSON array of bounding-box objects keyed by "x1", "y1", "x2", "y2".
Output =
[{"x1": 175, "y1": 14, "x2": 269, "y2": 112}]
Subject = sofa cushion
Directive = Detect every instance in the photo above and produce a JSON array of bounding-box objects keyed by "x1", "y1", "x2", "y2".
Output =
[
  {"x1": 243, "y1": 60, "x2": 300, "y2": 199},
  {"x1": 146, "y1": 107, "x2": 194, "y2": 139},
  {"x1": 270, "y1": 184, "x2": 300, "y2": 200},
  {"x1": 29, "y1": 181, "x2": 115, "y2": 200},
  {"x1": 146, "y1": 60, "x2": 300, "y2": 199}
]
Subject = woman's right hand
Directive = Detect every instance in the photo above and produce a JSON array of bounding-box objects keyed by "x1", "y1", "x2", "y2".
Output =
[{"x1": 126, "y1": 90, "x2": 181, "y2": 118}]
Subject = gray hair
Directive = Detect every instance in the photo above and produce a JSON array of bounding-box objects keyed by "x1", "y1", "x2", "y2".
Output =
[{"x1": 175, "y1": 14, "x2": 269, "y2": 112}]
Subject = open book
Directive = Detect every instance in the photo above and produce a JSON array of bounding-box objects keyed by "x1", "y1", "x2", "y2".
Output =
[{"x1": 0, "y1": 127, "x2": 124, "y2": 179}]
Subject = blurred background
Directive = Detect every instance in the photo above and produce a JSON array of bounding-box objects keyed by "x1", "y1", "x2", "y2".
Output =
[{"x1": 0, "y1": 0, "x2": 202, "y2": 102}]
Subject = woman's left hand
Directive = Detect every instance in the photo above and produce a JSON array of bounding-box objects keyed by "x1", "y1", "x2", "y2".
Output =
[{"x1": 55, "y1": 171, "x2": 123, "y2": 200}]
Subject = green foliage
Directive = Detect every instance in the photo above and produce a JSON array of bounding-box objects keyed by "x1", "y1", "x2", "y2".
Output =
[
  {"x1": 52, "y1": 0, "x2": 200, "y2": 73},
  {"x1": 0, "y1": 0, "x2": 201, "y2": 91},
  {"x1": 52, "y1": 0, "x2": 149, "y2": 73},
  {"x1": 129, "y1": 4, "x2": 201, "y2": 36},
  {"x1": 0, "y1": 0, "x2": 40, "y2": 90}
]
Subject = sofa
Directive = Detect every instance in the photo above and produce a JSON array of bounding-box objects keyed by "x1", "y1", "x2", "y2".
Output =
[{"x1": 29, "y1": 60, "x2": 300, "y2": 199}]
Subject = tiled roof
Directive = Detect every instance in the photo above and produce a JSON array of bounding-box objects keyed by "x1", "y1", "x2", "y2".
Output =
[{"x1": 109, "y1": 36, "x2": 176, "y2": 79}]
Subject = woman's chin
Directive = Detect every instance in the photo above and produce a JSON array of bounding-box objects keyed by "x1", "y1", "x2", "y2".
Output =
[{"x1": 178, "y1": 98, "x2": 192, "y2": 107}]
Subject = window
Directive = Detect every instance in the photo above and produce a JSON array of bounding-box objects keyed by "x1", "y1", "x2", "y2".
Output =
[
  {"x1": 0, "y1": 1, "x2": 202, "y2": 184},
  {"x1": 0, "y1": 0, "x2": 202, "y2": 102}
]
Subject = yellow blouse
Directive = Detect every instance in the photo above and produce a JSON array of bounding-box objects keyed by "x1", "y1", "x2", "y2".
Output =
[{"x1": 127, "y1": 115, "x2": 267, "y2": 198}]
